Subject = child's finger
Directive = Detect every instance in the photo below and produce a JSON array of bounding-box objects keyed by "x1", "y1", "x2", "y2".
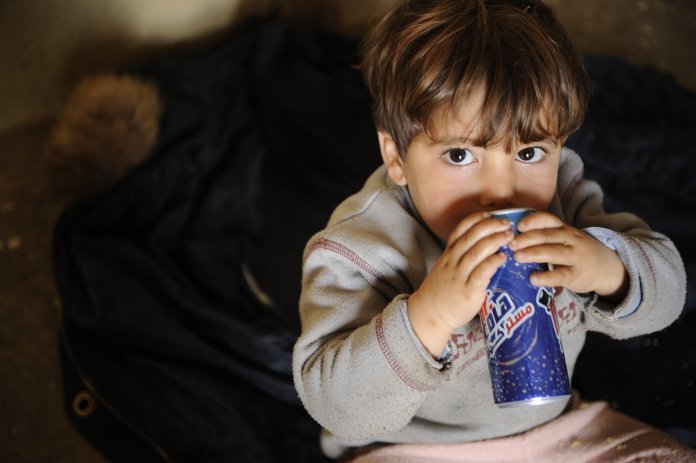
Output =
[
  {"x1": 447, "y1": 217, "x2": 512, "y2": 261},
  {"x1": 509, "y1": 226, "x2": 579, "y2": 252},
  {"x1": 516, "y1": 211, "x2": 563, "y2": 232},
  {"x1": 455, "y1": 229, "x2": 514, "y2": 275},
  {"x1": 529, "y1": 265, "x2": 574, "y2": 288},
  {"x1": 445, "y1": 211, "x2": 495, "y2": 248},
  {"x1": 466, "y1": 251, "x2": 507, "y2": 289},
  {"x1": 514, "y1": 243, "x2": 575, "y2": 267}
]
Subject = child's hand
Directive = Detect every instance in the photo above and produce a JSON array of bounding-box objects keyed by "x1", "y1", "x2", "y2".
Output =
[
  {"x1": 407, "y1": 212, "x2": 513, "y2": 355},
  {"x1": 509, "y1": 211, "x2": 628, "y2": 300}
]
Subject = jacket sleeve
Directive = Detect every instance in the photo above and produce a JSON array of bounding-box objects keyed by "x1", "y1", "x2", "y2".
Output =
[
  {"x1": 292, "y1": 240, "x2": 448, "y2": 442},
  {"x1": 558, "y1": 148, "x2": 686, "y2": 339}
]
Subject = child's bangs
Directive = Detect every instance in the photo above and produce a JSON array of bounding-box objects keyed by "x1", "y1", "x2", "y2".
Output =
[
  {"x1": 443, "y1": 22, "x2": 587, "y2": 150},
  {"x1": 423, "y1": 75, "x2": 564, "y2": 152},
  {"x1": 473, "y1": 85, "x2": 563, "y2": 151},
  {"x1": 361, "y1": 0, "x2": 590, "y2": 155}
]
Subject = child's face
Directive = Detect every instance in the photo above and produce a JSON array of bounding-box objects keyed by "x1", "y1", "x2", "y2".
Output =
[{"x1": 379, "y1": 98, "x2": 561, "y2": 242}]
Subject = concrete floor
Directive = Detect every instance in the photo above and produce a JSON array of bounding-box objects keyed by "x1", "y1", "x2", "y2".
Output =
[
  {"x1": 0, "y1": 1, "x2": 694, "y2": 462},
  {"x1": 0, "y1": 122, "x2": 106, "y2": 462}
]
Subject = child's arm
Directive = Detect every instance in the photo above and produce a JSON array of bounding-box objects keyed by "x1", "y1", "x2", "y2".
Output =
[
  {"x1": 511, "y1": 209, "x2": 685, "y2": 339},
  {"x1": 293, "y1": 213, "x2": 513, "y2": 442},
  {"x1": 407, "y1": 212, "x2": 513, "y2": 356},
  {"x1": 293, "y1": 243, "x2": 446, "y2": 442}
]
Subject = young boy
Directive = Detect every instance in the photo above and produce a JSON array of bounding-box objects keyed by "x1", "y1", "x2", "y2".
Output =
[{"x1": 293, "y1": 0, "x2": 693, "y2": 461}]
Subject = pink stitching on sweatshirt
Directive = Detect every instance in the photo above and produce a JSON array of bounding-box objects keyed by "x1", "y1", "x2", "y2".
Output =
[
  {"x1": 308, "y1": 239, "x2": 431, "y2": 389},
  {"x1": 376, "y1": 314, "x2": 433, "y2": 392},
  {"x1": 305, "y1": 239, "x2": 385, "y2": 281}
]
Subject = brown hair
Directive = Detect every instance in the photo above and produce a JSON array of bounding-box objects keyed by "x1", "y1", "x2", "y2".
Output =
[{"x1": 359, "y1": 0, "x2": 591, "y2": 154}]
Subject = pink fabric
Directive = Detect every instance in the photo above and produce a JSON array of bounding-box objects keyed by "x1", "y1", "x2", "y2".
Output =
[{"x1": 347, "y1": 397, "x2": 696, "y2": 463}]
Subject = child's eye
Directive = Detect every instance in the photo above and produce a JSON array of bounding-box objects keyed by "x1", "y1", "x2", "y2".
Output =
[
  {"x1": 515, "y1": 147, "x2": 545, "y2": 163},
  {"x1": 443, "y1": 148, "x2": 475, "y2": 166}
]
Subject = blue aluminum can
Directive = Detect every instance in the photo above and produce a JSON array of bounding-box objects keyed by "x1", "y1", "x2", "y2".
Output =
[{"x1": 479, "y1": 208, "x2": 571, "y2": 407}]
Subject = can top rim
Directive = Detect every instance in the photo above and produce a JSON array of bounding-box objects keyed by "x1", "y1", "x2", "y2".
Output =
[{"x1": 490, "y1": 207, "x2": 535, "y2": 216}]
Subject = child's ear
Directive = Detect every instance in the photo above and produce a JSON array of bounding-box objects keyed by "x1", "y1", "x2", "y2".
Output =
[{"x1": 377, "y1": 131, "x2": 407, "y2": 186}]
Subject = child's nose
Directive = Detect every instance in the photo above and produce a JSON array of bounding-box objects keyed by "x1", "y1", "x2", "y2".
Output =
[{"x1": 479, "y1": 168, "x2": 516, "y2": 208}]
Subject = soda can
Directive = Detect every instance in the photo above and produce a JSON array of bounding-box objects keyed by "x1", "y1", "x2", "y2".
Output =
[{"x1": 479, "y1": 208, "x2": 571, "y2": 407}]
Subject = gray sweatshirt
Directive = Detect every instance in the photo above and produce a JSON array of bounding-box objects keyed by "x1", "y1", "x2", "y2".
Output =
[{"x1": 292, "y1": 147, "x2": 686, "y2": 458}]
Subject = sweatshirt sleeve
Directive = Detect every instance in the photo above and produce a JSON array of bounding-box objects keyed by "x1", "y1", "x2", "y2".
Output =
[
  {"x1": 292, "y1": 240, "x2": 448, "y2": 442},
  {"x1": 558, "y1": 148, "x2": 687, "y2": 339}
]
